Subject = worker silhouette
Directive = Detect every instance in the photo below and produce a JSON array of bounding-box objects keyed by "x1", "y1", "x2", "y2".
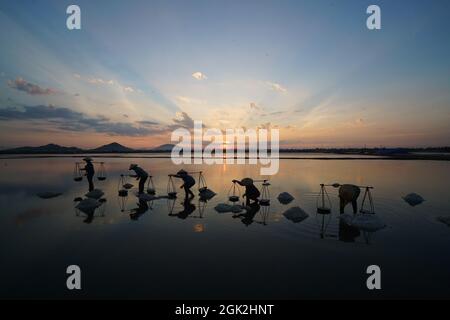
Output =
[
  {"x1": 339, "y1": 184, "x2": 361, "y2": 214},
  {"x1": 338, "y1": 220, "x2": 361, "y2": 242},
  {"x1": 232, "y1": 178, "x2": 260, "y2": 205},
  {"x1": 129, "y1": 164, "x2": 148, "y2": 194},
  {"x1": 130, "y1": 198, "x2": 149, "y2": 220},
  {"x1": 169, "y1": 195, "x2": 196, "y2": 219},
  {"x1": 233, "y1": 201, "x2": 261, "y2": 226},
  {"x1": 173, "y1": 169, "x2": 196, "y2": 199},
  {"x1": 80, "y1": 157, "x2": 95, "y2": 191}
]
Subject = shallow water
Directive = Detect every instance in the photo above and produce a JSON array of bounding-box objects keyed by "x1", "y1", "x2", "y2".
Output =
[{"x1": 0, "y1": 157, "x2": 449, "y2": 299}]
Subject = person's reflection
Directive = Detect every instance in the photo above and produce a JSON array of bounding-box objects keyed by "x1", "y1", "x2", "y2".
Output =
[
  {"x1": 80, "y1": 157, "x2": 95, "y2": 192},
  {"x1": 130, "y1": 199, "x2": 149, "y2": 220},
  {"x1": 233, "y1": 202, "x2": 261, "y2": 226},
  {"x1": 169, "y1": 196, "x2": 196, "y2": 219},
  {"x1": 81, "y1": 208, "x2": 95, "y2": 224},
  {"x1": 338, "y1": 220, "x2": 361, "y2": 242}
]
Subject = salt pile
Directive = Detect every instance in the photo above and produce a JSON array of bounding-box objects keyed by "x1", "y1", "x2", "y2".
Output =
[
  {"x1": 283, "y1": 206, "x2": 309, "y2": 223},
  {"x1": 277, "y1": 192, "x2": 294, "y2": 204},
  {"x1": 437, "y1": 216, "x2": 450, "y2": 227},
  {"x1": 339, "y1": 213, "x2": 386, "y2": 232},
  {"x1": 215, "y1": 203, "x2": 233, "y2": 213},
  {"x1": 36, "y1": 192, "x2": 62, "y2": 199},
  {"x1": 402, "y1": 193, "x2": 425, "y2": 206},
  {"x1": 138, "y1": 193, "x2": 155, "y2": 202},
  {"x1": 75, "y1": 198, "x2": 101, "y2": 214},
  {"x1": 123, "y1": 183, "x2": 134, "y2": 190},
  {"x1": 199, "y1": 188, "x2": 216, "y2": 200},
  {"x1": 85, "y1": 189, "x2": 104, "y2": 199}
]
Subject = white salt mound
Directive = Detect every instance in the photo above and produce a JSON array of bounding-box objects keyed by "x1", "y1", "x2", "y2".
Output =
[
  {"x1": 338, "y1": 214, "x2": 354, "y2": 226},
  {"x1": 36, "y1": 191, "x2": 62, "y2": 199},
  {"x1": 231, "y1": 205, "x2": 244, "y2": 213},
  {"x1": 283, "y1": 206, "x2": 309, "y2": 223},
  {"x1": 277, "y1": 192, "x2": 294, "y2": 204},
  {"x1": 123, "y1": 183, "x2": 134, "y2": 190},
  {"x1": 75, "y1": 198, "x2": 101, "y2": 213},
  {"x1": 437, "y1": 216, "x2": 450, "y2": 227},
  {"x1": 215, "y1": 203, "x2": 233, "y2": 213},
  {"x1": 402, "y1": 193, "x2": 425, "y2": 206},
  {"x1": 349, "y1": 214, "x2": 386, "y2": 232},
  {"x1": 139, "y1": 193, "x2": 155, "y2": 202},
  {"x1": 199, "y1": 188, "x2": 216, "y2": 200},
  {"x1": 85, "y1": 189, "x2": 104, "y2": 199}
]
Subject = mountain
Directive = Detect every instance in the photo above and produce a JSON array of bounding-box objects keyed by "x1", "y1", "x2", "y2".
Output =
[
  {"x1": 88, "y1": 142, "x2": 134, "y2": 153},
  {"x1": 152, "y1": 144, "x2": 175, "y2": 151},
  {"x1": 0, "y1": 143, "x2": 83, "y2": 154}
]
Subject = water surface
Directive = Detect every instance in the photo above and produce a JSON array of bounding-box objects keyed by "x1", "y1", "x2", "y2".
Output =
[{"x1": 0, "y1": 157, "x2": 449, "y2": 299}]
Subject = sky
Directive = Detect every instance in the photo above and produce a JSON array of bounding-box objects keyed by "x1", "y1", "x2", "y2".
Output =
[{"x1": 0, "y1": 0, "x2": 449, "y2": 149}]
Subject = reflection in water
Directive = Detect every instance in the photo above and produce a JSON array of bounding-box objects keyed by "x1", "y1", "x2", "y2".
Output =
[
  {"x1": 338, "y1": 220, "x2": 361, "y2": 243},
  {"x1": 169, "y1": 196, "x2": 196, "y2": 219},
  {"x1": 316, "y1": 211, "x2": 332, "y2": 239},
  {"x1": 74, "y1": 198, "x2": 107, "y2": 224},
  {"x1": 2, "y1": 157, "x2": 450, "y2": 298},
  {"x1": 233, "y1": 202, "x2": 261, "y2": 226},
  {"x1": 130, "y1": 199, "x2": 150, "y2": 221}
]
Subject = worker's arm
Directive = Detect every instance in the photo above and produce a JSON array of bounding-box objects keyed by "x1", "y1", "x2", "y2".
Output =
[{"x1": 232, "y1": 179, "x2": 244, "y2": 186}]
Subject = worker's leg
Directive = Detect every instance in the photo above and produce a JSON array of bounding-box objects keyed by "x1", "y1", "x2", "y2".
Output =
[
  {"x1": 87, "y1": 175, "x2": 94, "y2": 191},
  {"x1": 185, "y1": 186, "x2": 194, "y2": 198},
  {"x1": 139, "y1": 176, "x2": 147, "y2": 194},
  {"x1": 339, "y1": 197, "x2": 345, "y2": 214},
  {"x1": 351, "y1": 200, "x2": 358, "y2": 214}
]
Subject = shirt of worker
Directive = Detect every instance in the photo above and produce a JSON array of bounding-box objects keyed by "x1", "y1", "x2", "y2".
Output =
[
  {"x1": 132, "y1": 167, "x2": 148, "y2": 178},
  {"x1": 180, "y1": 174, "x2": 195, "y2": 188},
  {"x1": 245, "y1": 184, "x2": 261, "y2": 199},
  {"x1": 84, "y1": 162, "x2": 95, "y2": 176}
]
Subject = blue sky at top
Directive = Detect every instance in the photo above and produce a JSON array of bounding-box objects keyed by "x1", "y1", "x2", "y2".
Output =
[{"x1": 0, "y1": 0, "x2": 449, "y2": 148}]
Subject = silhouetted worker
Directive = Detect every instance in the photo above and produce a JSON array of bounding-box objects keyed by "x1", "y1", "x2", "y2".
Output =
[
  {"x1": 173, "y1": 169, "x2": 196, "y2": 199},
  {"x1": 338, "y1": 220, "x2": 361, "y2": 242},
  {"x1": 130, "y1": 199, "x2": 149, "y2": 220},
  {"x1": 170, "y1": 196, "x2": 196, "y2": 219},
  {"x1": 232, "y1": 178, "x2": 260, "y2": 205},
  {"x1": 233, "y1": 201, "x2": 261, "y2": 226},
  {"x1": 339, "y1": 184, "x2": 361, "y2": 214},
  {"x1": 82, "y1": 208, "x2": 95, "y2": 224},
  {"x1": 80, "y1": 157, "x2": 95, "y2": 191},
  {"x1": 129, "y1": 164, "x2": 148, "y2": 194}
]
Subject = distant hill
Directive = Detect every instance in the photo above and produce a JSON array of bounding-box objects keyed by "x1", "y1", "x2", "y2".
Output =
[
  {"x1": 0, "y1": 143, "x2": 83, "y2": 154},
  {"x1": 152, "y1": 144, "x2": 175, "y2": 151},
  {"x1": 88, "y1": 142, "x2": 134, "y2": 153}
]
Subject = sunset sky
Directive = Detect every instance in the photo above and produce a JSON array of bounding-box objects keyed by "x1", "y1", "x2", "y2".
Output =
[{"x1": 0, "y1": 0, "x2": 449, "y2": 149}]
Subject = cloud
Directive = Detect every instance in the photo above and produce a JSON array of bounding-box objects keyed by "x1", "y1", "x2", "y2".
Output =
[
  {"x1": 250, "y1": 102, "x2": 260, "y2": 110},
  {"x1": 258, "y1": 122, "x2": 279, "y2": 130},
  {"x1": 0, "y1": 105, "x2": 165, "y2": 136},
  {"x1": 7, "y1": 78, "x2": 56, "y2": 95},
  {"x1": 136, "y1": 120, "x2": 160, "y2": 126},
  {"x1": 192, "y1": 72, "x2": 208, "y2": 80},
  {"x1": 170, "y1": 111, "x2": 195, "y2": 129},
  {"x1": 87, "y1": 78, "x2": 115, "y2": 85},
  {"x1": 74, "y1": 74, "x2": 137, "y2": 93},
  {"x1": 122, "y1": 86, "x2": 135, "y2": 93},
  {"x1": 345, "y1": 118, "x2": 367, "y2": 128},
  {"x1": 266, "y1": 81, "x2": 287, "y2": 93}
]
